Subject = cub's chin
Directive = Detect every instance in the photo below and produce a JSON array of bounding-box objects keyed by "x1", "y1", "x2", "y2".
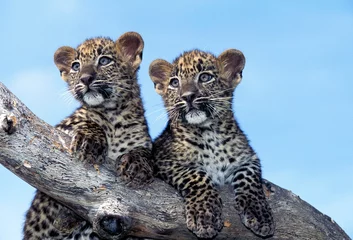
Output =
[
  {"x1": 185, "y1": 109, "x2": 208, "y2": 125},
  {"x1": 83, "y1": 92, "x2": 105, "y2": 107}
]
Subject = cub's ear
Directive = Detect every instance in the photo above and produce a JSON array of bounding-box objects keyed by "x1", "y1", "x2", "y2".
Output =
[
  {"x1": 217, "y1": 49, "x2": 245, "y2": 88},
  {"x1": 149, "y1": 59, "x2": 173, "y2": 95},
  {"x1": 54, "y1": 46, "x2": 76, "y2": 82},
  {"x1": 116, "y1": 32, "x2": 144, "y2": 71}
]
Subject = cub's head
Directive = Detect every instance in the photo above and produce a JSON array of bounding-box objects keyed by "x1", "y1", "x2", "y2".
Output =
[
  {"x1": 54, "y1": 32, "x2": 144, "y2": 107},
  {"x1": 149, "y1": 49, "x2": 245, "y2": 125}
]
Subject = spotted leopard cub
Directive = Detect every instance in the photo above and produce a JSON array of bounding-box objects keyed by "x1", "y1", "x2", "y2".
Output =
[
  {"x1": 23, "y1": 32, "x2": 153, "y2": 239},
  {"x1": 149, "y1": 49, "x2": 274, "y2": 238}
]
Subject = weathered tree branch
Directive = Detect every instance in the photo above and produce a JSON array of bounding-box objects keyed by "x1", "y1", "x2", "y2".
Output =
[{"x1": 0, "y1": 82, "x2": 350, "y2": 240}]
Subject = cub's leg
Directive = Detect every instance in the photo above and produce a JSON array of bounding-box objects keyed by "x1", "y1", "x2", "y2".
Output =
[
  {"x1": 231, "y1": 155, "x2": 275, "y2": 237},
  {"x1": 24, "y1": 122, "x2": 107, "y2": 239},
  {"x1": 23, "y1": 191, "x2": 82, "y2": 239},
  {"x1": 56, "y1": 120, "x2": 107, "y2": 164},
  {"x1": 159, "y1": 165, "x2": 223, "y2": 239},
  {"x1": 116, "y1": 146, "x2": 153, "y2": 186}
]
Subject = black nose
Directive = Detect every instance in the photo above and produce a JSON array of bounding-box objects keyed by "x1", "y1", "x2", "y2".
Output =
[
  {"x1": 80, "y1": 74, "x2": 94, "y2": 86},
  {"x1": 181, "y1": 92, "x2": 196, "y2": 103}
]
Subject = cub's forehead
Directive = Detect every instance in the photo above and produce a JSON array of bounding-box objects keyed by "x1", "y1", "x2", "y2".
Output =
[
  {"x1": 76, "y1": 37, "x2": 115, "y2": 61},
  {"x1": 171, "y1": 50, "x2": 217, "y2": 77}
]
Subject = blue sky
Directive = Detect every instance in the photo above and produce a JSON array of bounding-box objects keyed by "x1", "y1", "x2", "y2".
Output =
[{"x1": 1, "y1": 0, "x2": 352, "y2": 239}]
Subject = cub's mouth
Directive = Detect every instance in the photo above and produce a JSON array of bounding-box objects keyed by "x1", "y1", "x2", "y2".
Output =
[
  {"x1": 180, "y1": 101, "x2": 213, "y2": 125},
  {"x1": 184, "y1": 109, "x2": 207, "y2": 125},
  {"x1": 79, "y1": 84, "x2": 112, "y2": 107},
  {"x1": 83, "y1": 90, "x2": 105, "y2": 106}
]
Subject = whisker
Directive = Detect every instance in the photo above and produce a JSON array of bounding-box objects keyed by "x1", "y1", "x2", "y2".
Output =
[
  {"x1": 146, "y1": 108, "x2": 167, "y2": 117},
  {"x1": 92, "y1": 82, "x2": 132, "y2": 93},
  {"x1": 206, "y1": 103, "x2": 215, "y2": 119},
  {"x1": 209, "y1": 101, "x2": 232, "y2": 109},
  {"x1": 209, "y1": 97, "x2": 232, "y2": 100},
  {"x1": 94, "y1": 85, "x2": 132, "y2": 93},
  {"x1": 208, "y1": 88, "x2": 234, "y2": 97},
  {"x1": 152, "y1": 100, "x2": 186, "y2": 125},
  {"x1": 58, "y1": 88, "x2": 78, "y2": 106},
  {"x1": 210, "y1": 103, "x2": 229, "y2": 111},
  {"x1": 154, "y1": 111, "x2": 169, "y2": 124},
  {"x1": 208, "y1": 104, "x2": 222, "y2": 119}
]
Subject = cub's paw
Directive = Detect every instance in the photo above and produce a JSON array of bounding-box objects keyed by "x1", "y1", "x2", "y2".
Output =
[
  {"x1": 116, "y1": 152, "x2": 153, "y2": 187},
  {"x1": 240, "y1": 199, "x2": 274, "y2": 237},
  {"x1": 185, "y1": 198, "x2": 223, "y2": 239},
  {"x1": 53, "y1": 207, "x2": 83, "y2": 234},
  {"x1": 70, "y1": 132, "x2": 107, "y2": 164}
]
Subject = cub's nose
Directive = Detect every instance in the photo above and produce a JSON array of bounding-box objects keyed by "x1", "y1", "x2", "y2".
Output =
[
  {"x1": 80, "y1": 73, "x2": 94, "y2": 86},
  {"x1": 181, "y1": 92, "x2": 196, "y2": 103}
]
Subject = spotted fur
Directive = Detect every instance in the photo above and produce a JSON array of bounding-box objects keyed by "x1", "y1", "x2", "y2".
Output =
[
  {"x1": 149, "y1": 49, "x2": 274, "y2": 238},
  {"x1": 23, "y1": 32, "x2": 153, "y2": 239}
]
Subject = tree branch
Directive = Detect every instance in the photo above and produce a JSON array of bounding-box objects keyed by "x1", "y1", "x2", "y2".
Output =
[{"x1": 0, "y1": 82, "x2": 350, "y2": 240}]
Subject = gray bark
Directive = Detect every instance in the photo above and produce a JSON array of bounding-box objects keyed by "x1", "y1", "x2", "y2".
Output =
[{"x1": 0, "y1": 82, "x2": 350, "y2": 240}]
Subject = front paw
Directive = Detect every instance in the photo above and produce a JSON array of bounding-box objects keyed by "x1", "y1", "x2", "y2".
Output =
[
  {"x1": 185, "y1": 197, "x2": 223, "y2": 239},
  {"x1": 240, "y1": 199, "x2": 274, "y2": 237},
  {"x1": 116, "y1": 152, "x2": 153, "y2": 186},
  {"x1": 53, "y1": 207, "x2": 83, "y2": 234},
  {"x1": 70, "y1": 133, "x2": 106, "y2": 164}
]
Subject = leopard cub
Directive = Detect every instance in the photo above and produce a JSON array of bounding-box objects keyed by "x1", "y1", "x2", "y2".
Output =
[
  {"x1": 23, "y1": 32, "x2": 153, "y2": 239},
  {"x1": 149, "y1": 49, "x2": 274, "y2": 238}
]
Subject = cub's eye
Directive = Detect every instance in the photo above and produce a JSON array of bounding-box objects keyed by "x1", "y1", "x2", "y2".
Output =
[
  {"x1": 99, "y1": 56, "x2": 112, "y2": 66},
  {"x1": 169, "y1": 78, "x2": 180, "y2": 88},
  {"x1": 199, "y1": 73, "x2": 213, "y2": 83},
  {"x1": 71, "y1": 62, "x2": 80, "y2": 71}
]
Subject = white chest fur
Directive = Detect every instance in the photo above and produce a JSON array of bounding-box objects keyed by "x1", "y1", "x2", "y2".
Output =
[{"x1": 196, "y1": 130, "x2": 241, "y2": 186}]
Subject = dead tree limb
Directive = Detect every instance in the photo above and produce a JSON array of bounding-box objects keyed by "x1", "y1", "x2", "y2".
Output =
[{"x1": 0, "y1": 82, "x2": 350, "y2": 240}]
